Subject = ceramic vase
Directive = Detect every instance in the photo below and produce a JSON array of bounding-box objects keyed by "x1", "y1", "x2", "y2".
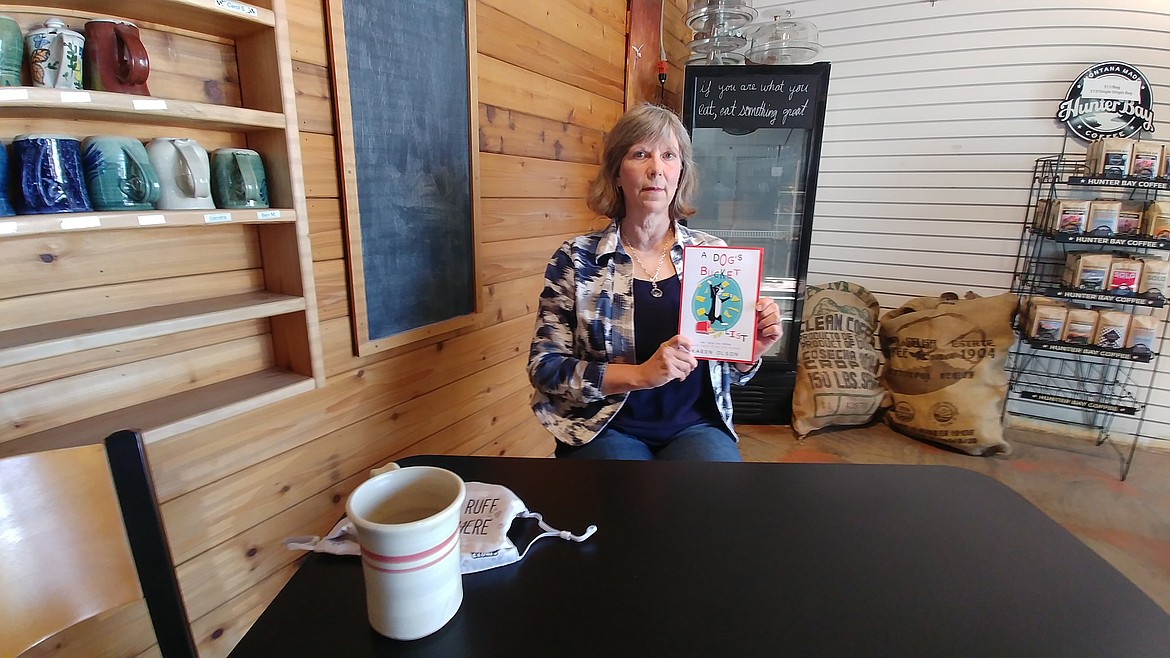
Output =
[
  {"x1": 12, "y1": 134, "x2": 92, "y2": 214},
  {"x1": 146, "y1": 137, "x2": 214, "y2": 210},
  {"x1": 82, "y1": 136, "x2": 161, "y2": 211},
  {"x1": 25, "y1": 17, "x2": 84, "y2": 90},
  {"x1": 83, "y1": 20, "x2": 150, "y2": 95},
  {"x1": 212, "y1": 148, "x2": 269, "y2": 209},
  {"x1": 0, "y1": 15, "x2": 22, "y2": 87}
]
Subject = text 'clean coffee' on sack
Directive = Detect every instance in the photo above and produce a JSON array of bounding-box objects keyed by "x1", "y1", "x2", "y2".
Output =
[
  {"x1": 791, "y1": 281, "x2": 887, "y2": 438},
  {"x1": 878, "y1": 293, "x2": 1018, "y2": 456}
]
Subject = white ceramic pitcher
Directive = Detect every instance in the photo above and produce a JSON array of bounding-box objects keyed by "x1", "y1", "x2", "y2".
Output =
[{"x1": 146, "y1": 137, "x2": 215, "y2": 210}]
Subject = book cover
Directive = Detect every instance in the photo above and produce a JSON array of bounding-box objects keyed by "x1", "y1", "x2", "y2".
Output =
[{"x1": 678, "y1": 245, "x2": 764, "y2": 363}]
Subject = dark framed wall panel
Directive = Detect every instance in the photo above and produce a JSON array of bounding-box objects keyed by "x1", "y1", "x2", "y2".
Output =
[{"x1": 327, "y1": 0, "x2": 482, "y2": 355}]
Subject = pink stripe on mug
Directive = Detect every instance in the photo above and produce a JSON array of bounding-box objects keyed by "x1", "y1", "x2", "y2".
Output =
[
  {"x1": 362, "y1": 527, "x2": 458, "y2": 565},
  {"x1": 362, "y1": 534, "x2": 459, "y2": 575}
]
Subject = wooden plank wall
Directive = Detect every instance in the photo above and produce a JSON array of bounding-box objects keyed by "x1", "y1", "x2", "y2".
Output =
[{"x1": 148, "y1": 1, "x2": 628, "y2": 655}]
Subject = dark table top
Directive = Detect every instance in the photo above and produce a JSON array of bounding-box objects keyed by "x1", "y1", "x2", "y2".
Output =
[{"x1": 229, "y1": 456, "x2": 1170, "y2": 657}]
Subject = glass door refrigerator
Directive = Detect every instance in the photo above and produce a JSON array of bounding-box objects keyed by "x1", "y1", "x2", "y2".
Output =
[{"x1": 682, "y1": 62, "x2": 831, "y2": 424}]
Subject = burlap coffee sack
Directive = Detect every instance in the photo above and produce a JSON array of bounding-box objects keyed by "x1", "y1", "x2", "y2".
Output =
[
  {"x1": 878, "y1": 292, "x2": 1018, "y2": 456},
  {"x1": 792, "y1": 281, "x2": 888, "y2": 438}
]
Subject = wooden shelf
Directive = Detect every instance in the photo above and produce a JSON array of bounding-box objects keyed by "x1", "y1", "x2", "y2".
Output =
[
  {"x1": 0, "y1": 369, "x2": 315, "y2": 458},
  {"x1": 0, "y1": 0, "x2": 325, "y2": 461},
  {"x1": 0, "y1": 207, "x2": 295, "y2": 237},
  {"x1": 0, "y1": 87, "x2": 285, "y2": 131},
  {"x1": 0, "y1": 292, "x2": 305, "y2": 368},
  {"x1": 20, "y1": 0, "x2": 277, "y2": 37}
]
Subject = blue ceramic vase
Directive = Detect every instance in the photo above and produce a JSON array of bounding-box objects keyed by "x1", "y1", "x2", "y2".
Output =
[
  {"x1": 12, "y1": 134, "x2": 92, "y2": 214},
  {"x1": 0, "y1": 143, "x2": 14, "y2": 216}
]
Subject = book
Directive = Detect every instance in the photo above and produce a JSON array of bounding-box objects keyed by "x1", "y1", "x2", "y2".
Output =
[{"x1": 678, "y1": 245, "x2": 764, "y2": 363}]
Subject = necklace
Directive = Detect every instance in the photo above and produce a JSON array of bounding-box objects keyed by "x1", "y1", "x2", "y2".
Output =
[{"x1": 622, "y1": 231, "x2": 672, "y2": 298}]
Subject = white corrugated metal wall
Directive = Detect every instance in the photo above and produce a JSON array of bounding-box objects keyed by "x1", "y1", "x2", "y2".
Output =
[{"x1": 755, "y1": 0, "x2": 1170, "y2": 447}]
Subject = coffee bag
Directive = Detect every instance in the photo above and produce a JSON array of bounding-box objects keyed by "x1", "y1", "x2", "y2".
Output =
[
  {"x1": 1054, "y1": 200, "x2": 1090, "y2": 233},
  {"x1": 878, "y1": 292, "x2": 1017, "y2": 456},
  {"x1": 1029, "y1": 304, "x2": 1067, "y2": 342},
  {"x1": 1062, "y1": 308, "x2": 1098, "y2": 344},
  {"x1": 1127, "y1": 315, "x2": 1160, "y2": 353},
  {"x1": 1145, "y1": 202, "x2": 1170, "y2": 238},
  {"x1": 1118, "y1": 201, "x2": 1144, "y2": 236},
  {"x1": 1088, "y1": 200, "x2": 1121, "y2": 235},
  {"x1": 1097, "y1": 138, "x2": 1133, "y2": 178},
  {"x1": 1063, "y1": 252, "x2": 1111, "y2": 291},
  {"x1": 1107, "y1": 257, "x2": 1143, "y2": 295},
  {"x1": 791, "y1": 281, "x2": 887, "y2": 438},
  {"x1": 1130, "y1": 142, "x2": 1163, "y2": 180},
  {"x1": 1095, "y1": 311, "x2": 1130, "y2": 348},
  {"x1": 1138, "y1": 257, "x2": 1170, "y2": 297},
  {"x1": 1031, "y1": 198, "x2": 1050, "y2": 232}
]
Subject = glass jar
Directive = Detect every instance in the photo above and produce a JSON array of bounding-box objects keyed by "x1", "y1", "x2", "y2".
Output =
[{"x1": 745, "y1": 10, "x2": 822, "y2": 64}]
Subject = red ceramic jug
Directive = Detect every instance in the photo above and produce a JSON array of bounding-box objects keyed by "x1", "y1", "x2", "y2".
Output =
[{"x1": 83, "y1": 19, "x2": 150, "y2": 95}]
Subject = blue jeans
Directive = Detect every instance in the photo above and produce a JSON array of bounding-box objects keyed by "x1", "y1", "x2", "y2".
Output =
[{"x1": 555, "y1": 421, "x2": 742, "y2": 462}]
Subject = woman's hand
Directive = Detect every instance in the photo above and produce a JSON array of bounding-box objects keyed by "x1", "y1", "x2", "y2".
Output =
[
  {"x1": 641, "y1": 335, "x2": 698, "y2": 388},
  {"x1": 735, "y1": 297, "x2": 782, "y2": 372},
  {"x1": 599, "y1": 335, "x2": 698, "y2": 395}
]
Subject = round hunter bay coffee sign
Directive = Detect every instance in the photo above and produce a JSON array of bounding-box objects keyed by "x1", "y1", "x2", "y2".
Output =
[{"x1": 1057, "y1": 61, "x2": 1155, "y2": 141}]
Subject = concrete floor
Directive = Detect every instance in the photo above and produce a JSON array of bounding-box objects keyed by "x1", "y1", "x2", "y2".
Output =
[{"x1": 736, "y1": 421, "x2": 1170, "y2": 615}]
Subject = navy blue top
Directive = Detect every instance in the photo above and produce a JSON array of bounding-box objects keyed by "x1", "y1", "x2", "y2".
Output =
[{"x1": 608, "y1": 276, "x2": 721, "y2": 442}]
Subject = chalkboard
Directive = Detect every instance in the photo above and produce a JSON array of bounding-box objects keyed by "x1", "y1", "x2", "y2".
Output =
[
  {"x1": 689, "y1": 70, "x2": 823, "y2": 131},
  {"x1": 328, "y1": 0, "x2": 479, "y2": 354}
]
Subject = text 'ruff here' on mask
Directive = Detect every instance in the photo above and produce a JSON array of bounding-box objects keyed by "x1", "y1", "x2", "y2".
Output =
[{"x1": 284, "y1": 481, "x2": 597, "y2": 575}]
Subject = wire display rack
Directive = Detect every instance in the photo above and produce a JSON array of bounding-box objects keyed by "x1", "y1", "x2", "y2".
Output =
[{"x1": 1007, "y1": 153, "x2": 1168, "y2": 480}]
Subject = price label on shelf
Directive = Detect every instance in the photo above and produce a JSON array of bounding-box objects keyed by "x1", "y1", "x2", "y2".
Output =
[
  {"x1": 0, "y1": 221, "x2": 17, "y2": 234},
  {"x1": 60, "y1": 216, "x2": 101, "y2": 230},
  {"x1": 138, "y1": 214, "x2": 166, "y2": 226},
  {"x1": 215, "y1": 0, "x2": 258, "y2": 16},
  {"x1": 0, "y1": 89, "x2": 28, "y2": 101},
  {"x1": 133, "y1": 99, "x2": 168, "y2": 111},
  {"x1": 59, "y1": 91, "x2": 91, "y2": 103}
]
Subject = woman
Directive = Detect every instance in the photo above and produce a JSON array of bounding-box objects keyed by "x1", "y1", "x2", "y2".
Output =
[{"x1": 528, "y1": 103, "x2": 782, "y2": 461}]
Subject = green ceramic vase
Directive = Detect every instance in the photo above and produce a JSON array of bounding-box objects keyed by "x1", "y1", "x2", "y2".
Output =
[
  {"x1": 212, "y1": 148, "x2": 269, "y2": 209},
  {"x1": 0, "y1": 15, "x2": 22, "y2": 87},
  {"x1": 81, "y1": 135, "x2": 161, "y2": 211}
]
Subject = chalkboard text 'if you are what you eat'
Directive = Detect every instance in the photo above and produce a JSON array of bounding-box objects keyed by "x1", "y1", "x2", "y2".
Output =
[{"x1": 692, "y1": 73, "x2": 820, "y2": 131}]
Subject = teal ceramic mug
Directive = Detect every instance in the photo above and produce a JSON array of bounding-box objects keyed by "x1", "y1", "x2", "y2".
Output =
[
  {"x1": 211, "y1": 148, "x2": 268, "y2": 209},
  {"x1": 81, "y1": 135, "x2": 160, "y2": 211},
  {"x1": 0, "y1": 15, "x2": 22, "y2": 87}
]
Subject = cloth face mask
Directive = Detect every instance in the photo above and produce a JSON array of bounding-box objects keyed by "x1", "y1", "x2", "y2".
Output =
[
  {"x1": 458, "y1": 481, "x2": 596, "y2": 573},
  {"x1": 285, "y1": 481, "x2": 596, "y2": 575}
]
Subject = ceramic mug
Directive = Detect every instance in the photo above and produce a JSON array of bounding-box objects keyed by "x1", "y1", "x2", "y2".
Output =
[
  {"x1": 25, "y1": 17, "x2": 84, "y2": 90},
  {"x1": 146, "y1": 137, "x2": 214, "y2": 210},
  {"x1": 82, "y1": 136, "x2": 160, "y2": 211},
  {"x1": 0, "y1": 15, "x2": 22, "y2": 87},
  {"x1": 83, "y1": 20, "x2": 150, "y2": 95},
  {"x1": 0, "y1": 143, "x2": 14, "y2": 216},
  {"x1": 11, "y1": 134, "x2": 92, "y2": 214},
  {"x1": 346, "y1": 465, "x2": 465, "y2": 641},
  {"x1": 211, "y1": 148, "x2": 269, "y2": 209}
]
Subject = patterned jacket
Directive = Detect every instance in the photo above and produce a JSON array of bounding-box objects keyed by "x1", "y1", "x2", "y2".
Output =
[{"x1": 528, "y1": 218, "x2": 760, "y2": 446}]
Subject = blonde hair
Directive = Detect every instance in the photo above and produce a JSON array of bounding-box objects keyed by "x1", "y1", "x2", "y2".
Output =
[{"x1": 587, "y1": 103, "x2": 697, "y2": 221}]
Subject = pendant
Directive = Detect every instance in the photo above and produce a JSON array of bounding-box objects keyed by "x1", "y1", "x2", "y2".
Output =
[{"x1": 650, "y1": 285, "x2": 663, "y2": 298}]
